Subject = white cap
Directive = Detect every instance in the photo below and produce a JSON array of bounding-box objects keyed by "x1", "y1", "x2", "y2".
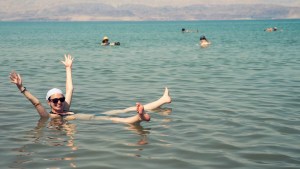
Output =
[{"x1": 46, "y1": 88, "x2": 63, "y2": 100}]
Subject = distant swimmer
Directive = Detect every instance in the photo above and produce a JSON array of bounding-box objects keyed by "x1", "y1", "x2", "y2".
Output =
[
  {"x1": 101, "y1": 36, "x2": 120, "y2": 46},
  {"x1": 199, "y1": 35, "x2": 211, "y2": 48},
  {"x1": 181, "y1": 28, "x2": 199, "y2": 33},
  {"x1": 264, "y1": 27, "x2": 279, "y2": 32}
]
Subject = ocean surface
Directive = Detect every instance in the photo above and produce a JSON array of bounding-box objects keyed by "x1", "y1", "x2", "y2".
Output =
[{"x1": 0, "y1": 20, "x2": 299, "y2": 169}]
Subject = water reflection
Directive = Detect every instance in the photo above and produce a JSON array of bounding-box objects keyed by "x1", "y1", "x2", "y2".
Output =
[
  {"x1": 124, "y1": 107, "x2": 172, "y2": 158},
  {"x1": 126, "y1": 124, "x2": 150, "y2": 144},
  {"x1": 11, "y1": 118, "x2": 78, "y2": 168},
  {"x1": 47, "y1": 118, "x2": 78, "y2": 152}
]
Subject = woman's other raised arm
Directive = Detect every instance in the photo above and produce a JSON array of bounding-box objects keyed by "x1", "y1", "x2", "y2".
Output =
[
  {"x1": 61, "y1": 54, "x2": 74, "y2": 111},
  {"x1": 9, "y1": 71, "x2": 48, "y2": 118}
]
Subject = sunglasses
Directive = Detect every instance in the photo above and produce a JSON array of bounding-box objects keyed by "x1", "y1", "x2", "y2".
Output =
[{"x1": 49, "y1": 97, "x2": 65, "y2": 103}]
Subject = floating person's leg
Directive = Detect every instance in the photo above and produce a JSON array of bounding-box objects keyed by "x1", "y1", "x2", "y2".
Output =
[
  {"x1": 74, "y1": 113, "x2": 96, "y2": 120},
  {"x1": 144, "y1": 87, "x2": 171, "y2": 110},
  {"x1": 94, "y1": 102, "x2": 150, "y2": 124},
  {"x1": 103, "y1": 87, "x2": 171, "y2": 115}
]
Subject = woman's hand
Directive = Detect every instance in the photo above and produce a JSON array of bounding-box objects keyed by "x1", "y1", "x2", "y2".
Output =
[
  {"x1": 9, "y1": 71, "x2": 23, "y2": 88},
  {"x1": 61, "y1": 54, "x2": 74, "y2": 68}
]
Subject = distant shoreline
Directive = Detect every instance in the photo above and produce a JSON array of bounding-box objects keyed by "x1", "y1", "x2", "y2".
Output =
[{"x1": 1, "y1": 3, "x2": 299, "y2": 22}]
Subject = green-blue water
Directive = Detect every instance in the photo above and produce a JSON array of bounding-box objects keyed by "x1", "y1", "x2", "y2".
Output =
[{"x1": 0, "y1": 20, "x2": 300, "y2": 169}]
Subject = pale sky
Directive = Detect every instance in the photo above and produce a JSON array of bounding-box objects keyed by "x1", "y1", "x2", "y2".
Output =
[{"x1": 105, "y1": 0, "x2": 300, "y2": 7}]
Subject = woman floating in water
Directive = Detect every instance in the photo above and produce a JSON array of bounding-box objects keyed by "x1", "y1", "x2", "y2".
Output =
[
  {"x1": 9, "y1": 54, "x2": 171, "y2": 124},
  {"x1": 101, "y1": 36, "x2": 120, "y2": 46}
]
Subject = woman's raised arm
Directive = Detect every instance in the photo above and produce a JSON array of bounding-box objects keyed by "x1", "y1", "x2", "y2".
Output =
[
  {"x1": 9, "y1": 71, "x2": 48, "y2": 118},
  {"x1": 61, "y1": 54, "x2": 74, "y2": 111}
]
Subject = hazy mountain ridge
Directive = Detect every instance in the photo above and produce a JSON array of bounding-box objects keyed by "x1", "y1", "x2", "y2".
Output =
[{"x1": 0, "y1": 3, "x2": 299, "y2": 21}]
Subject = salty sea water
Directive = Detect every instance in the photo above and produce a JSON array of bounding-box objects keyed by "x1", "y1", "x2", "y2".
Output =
[{"x1": 0, "y1": 20, "x2": 299, "y2": 169}]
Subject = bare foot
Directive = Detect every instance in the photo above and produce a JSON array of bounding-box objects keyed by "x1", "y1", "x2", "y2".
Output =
[
  {"x1": 162, "y1": 87, "x2": 172, "y2": 103},
  {"x1": 136, "y1": 102, "x2": 151, "y2": 121}
]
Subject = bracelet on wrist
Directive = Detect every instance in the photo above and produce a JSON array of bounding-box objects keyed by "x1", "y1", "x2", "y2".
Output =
[
  {"x1": 33, "y1": 102, "x2": 41, "y2": 107},
  {"x1": 21, "y1": 87, "x2": 27, "y2": 93}
]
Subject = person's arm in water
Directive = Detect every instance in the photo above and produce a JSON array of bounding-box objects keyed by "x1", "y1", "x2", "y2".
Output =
[
  {"x1": 10, "y1": 71, "x2": 49, "y2": 118},
  {"x1": 61, "y1": 54, "x2": 74, "y2": 111}
]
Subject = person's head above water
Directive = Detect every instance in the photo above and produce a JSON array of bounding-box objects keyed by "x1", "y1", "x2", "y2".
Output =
[
  {"x1": 102, "y1": 36, "x2": 109, "y2": 43},
  {"x1": 46, "y1": 88, "x2": 65, "y2": 113},
  {"x1": 200, "y1": 35, "x2": 207, "y2": 41},
  {"x1": 46, "y1": 88, "x2": 63, "y2": 100}
]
